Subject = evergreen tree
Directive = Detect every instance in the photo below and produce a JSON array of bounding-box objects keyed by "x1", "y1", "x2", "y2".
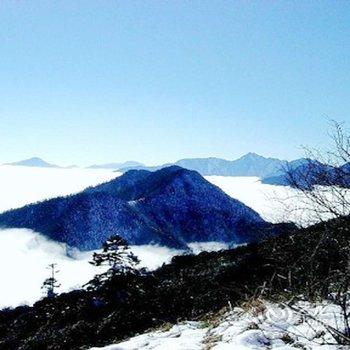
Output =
[
  {"x1": 41, "y1": 263, "x2": 60, "y2": 298},
  {"x1": 86, "y1": 235, "x2": 140, "y2": 290}
]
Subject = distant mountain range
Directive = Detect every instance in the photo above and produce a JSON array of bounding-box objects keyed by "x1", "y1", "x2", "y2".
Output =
[
  {"x1": 87, "y1": 161, "x2": 144, "y2": 170},
  {"x1": 3, "y1": 154, "x2": 288, "y2": 176},
  {"x1": 4, "y1": 157, "x2": 60, "y2": 168},
  {"x1": 0, "y1": 166, "x2": 288, "y2": 250},
  {"x1": 262, "y1": 159, "x2": 350, "y2": 188},
  {"x1": 120, "y1": 155, "x2": 350, "y2": 188},
  {"x1": 2, "y1": 158, "x2": 144, "y2": 170},
  {"x1": 120, "y1": 153, "x2": 287, "y2": 178},
  {"x1": 4, "y1": 155, "x2": 348, "y2": 188}
]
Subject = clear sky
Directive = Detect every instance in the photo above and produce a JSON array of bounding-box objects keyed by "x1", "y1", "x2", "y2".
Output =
[{"x1": 0, "y1": 1, "x2": 349, "y2": 166}]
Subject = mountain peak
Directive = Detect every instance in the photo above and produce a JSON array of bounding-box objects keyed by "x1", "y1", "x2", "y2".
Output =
[
  {"x1": 87, "y1": 165, "x2": 199, "y2": 201},
  {"x1": 0, "y1": 165, "x2": 278, "y2": 250},
  {"x1": 239, "y1": 152, "x2": 265, "y2": 160},
  {"x1": 4, "y1": 157, "x2": 59, "y2": 168},
  {"x1": 120, "y1": 154, "x2": 289, "y2": 178}
]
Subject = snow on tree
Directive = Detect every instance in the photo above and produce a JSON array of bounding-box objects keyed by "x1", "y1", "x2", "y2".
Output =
[{"x1": 85, "y1": 235, "x2": 140, "y2": 291}]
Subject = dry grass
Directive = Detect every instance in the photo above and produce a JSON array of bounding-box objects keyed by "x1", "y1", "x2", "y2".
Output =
[{"x1": 241, "y1": 297, "x2": 267, "y2": 316}]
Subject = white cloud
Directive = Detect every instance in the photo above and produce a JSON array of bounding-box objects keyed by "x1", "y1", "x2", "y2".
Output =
[{"x1": 0, "y1": 228, "x2": 183, "y2": 308}]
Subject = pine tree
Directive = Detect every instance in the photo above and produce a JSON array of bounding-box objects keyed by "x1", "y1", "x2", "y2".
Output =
[
  {"x1": 86, "y1": 235, "x2": 140, "y2": 290},
  {"x1": 41, "y1": 263, "x2": 61, "y2": 298}
]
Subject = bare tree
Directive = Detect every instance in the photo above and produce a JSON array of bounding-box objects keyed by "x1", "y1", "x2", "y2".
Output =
[
  {"x1": 285, "y1": 121, "x2": 350, "y2": 222},
  {"x1": 279, "y1": 121, "x2": 350, "y2": 345},
  {"x1": 42, "y1": 263, "x2": 60, "y2": 298}
]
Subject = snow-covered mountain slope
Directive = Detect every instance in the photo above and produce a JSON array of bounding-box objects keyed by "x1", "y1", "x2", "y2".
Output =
[
  {"x1": 0, "y1": 165, "x2": 344, "y2": 226},
  {"x1": 0, "y1": 165, "x2": 348, "y2": 228},
  {"x1": 91, "y1": 300, "x2": 345, "y2": 350},
  {"x1": 0, "y1": 167, "x2": 282, "y2": 250}
]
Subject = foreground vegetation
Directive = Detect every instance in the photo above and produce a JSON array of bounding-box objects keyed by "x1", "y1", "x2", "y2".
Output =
[{"x1": 0, "y1": 216, "x2": 349, "y2": 349}]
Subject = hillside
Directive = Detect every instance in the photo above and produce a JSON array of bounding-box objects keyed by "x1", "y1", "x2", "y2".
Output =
[
  {"x1": 0, "y1": 216, "x2": 347, "y2": 349},
  {"x1": 0, "y1": 166, "x2": 283, "y2": 250}
]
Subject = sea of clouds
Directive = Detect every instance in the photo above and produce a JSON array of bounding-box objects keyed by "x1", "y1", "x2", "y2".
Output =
[
  {"x1": 0, "y1": 165, "x2": 338, "y2": 308},
  {"x1": 0, "y1": 228, "x2": 186, "y2": 308}
]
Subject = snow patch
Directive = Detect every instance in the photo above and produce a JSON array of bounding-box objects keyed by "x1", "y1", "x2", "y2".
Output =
[
  {"x1": 90, "y1": 322, "x2": 207, "y2": 350},
  {"x1": 92, "y1": 300, "x2": 347, "y2": 349}
]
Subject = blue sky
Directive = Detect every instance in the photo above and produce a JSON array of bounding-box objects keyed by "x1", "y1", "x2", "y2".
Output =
[{"x1": 0, "y1": 1, "x2": 349, "y2": 166}]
